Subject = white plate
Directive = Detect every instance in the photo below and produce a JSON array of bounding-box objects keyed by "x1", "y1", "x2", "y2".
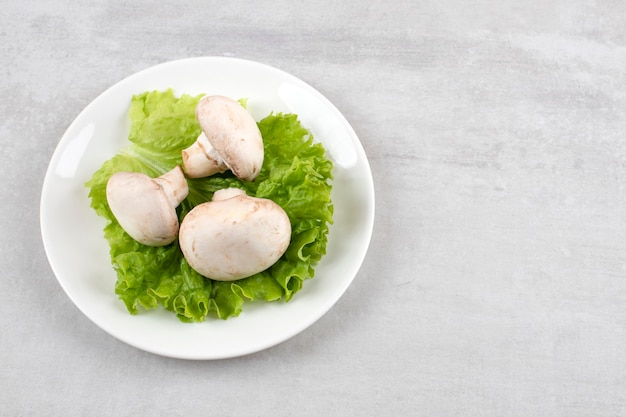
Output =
[{"x1": 40, "y1": 57, "x2": 375, "y2": 360}]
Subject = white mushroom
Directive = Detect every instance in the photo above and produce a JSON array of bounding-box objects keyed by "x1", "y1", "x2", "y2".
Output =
[
  {"x1": 179, "y1": 188, "x2": 291, "y2": 281},
  {"x1": 182, "y1": 95, "x2": 264, "y2": 181},
  {"x1": 106, "y1": 166, "x2": 189, "y2": 246}
]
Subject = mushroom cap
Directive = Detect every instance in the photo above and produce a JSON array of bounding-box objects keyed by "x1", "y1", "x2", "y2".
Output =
[
  {"x1": 105, "y1": 166, "x2": 188, "y2": 246},
  {"x1": 179, "y1": 189, "x2": 291, "y2": 281},
  {"x1": 195, "y1": 95, "x2": 264, "y2": 181}
]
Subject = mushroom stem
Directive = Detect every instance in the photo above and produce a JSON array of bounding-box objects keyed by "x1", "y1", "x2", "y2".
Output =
[
  {"x1": 182, "y1": 132, "x2": 228, "y2": 178},
  {"x1": 154, "y1": 165, "x2": 189, "y2": 207},
  {"x1": 212, "y1": 187, "x2": 246, "y2": 201}
]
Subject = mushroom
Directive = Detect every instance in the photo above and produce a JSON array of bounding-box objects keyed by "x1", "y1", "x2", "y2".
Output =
[
  {"x1": 105, "y1": 166, "x2": 189, "y2": 246},
  {"x1": 179, "y1": 188, "x2": 291, "y2": 281},
  {"x1": 182, "y1": 95, "x2": 264, "y2": 181}
]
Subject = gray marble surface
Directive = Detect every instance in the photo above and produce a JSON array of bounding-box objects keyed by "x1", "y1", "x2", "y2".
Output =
[{"x1": 3, "y1": 0, "x2": 626, "y2": 415}]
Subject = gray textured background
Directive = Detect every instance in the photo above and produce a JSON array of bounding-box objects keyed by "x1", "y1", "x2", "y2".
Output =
[{"x1": 3, "y1": 0, "x2": 626, "y2": 415}]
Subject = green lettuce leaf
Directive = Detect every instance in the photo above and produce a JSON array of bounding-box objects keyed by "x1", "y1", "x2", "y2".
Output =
[{"x1": 85, "y1": 89, "x2": 333, "y2": 321}]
